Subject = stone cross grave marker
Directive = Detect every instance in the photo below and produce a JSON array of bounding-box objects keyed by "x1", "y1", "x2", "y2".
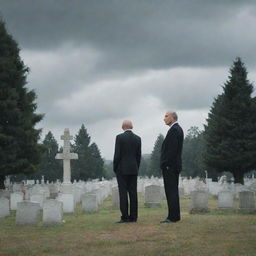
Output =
[{"x1": 55, "y1": 128, "x2": 78, "y2": 184}]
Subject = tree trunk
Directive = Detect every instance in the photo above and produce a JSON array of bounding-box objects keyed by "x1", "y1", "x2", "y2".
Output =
[
  {"x1": 0, "y1": 175, "x2": 5, "y2": 189},
  {"x1": 233, "y1": 170, "x2": 244, "y2": 185}
]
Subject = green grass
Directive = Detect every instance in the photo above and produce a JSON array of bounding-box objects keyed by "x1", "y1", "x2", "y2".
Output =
[{"x1": 0, "y1": 194, "x2": 256, "y2": 256}]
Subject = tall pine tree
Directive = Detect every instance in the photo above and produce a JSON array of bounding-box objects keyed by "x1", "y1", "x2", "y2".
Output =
[
  {"x1": 72, "y1": 124, "x2": 104, "y2": 181},
  {"x1": 30, "y1": 131, "x2": 62, "y2": 182},
  {"x1": 147, "y1": 134, "x2": 164, "y2": 177},
  {"x1": 182, "y1": 127, "x2": 207, "y2": 178},
  {"x1": 0, "y1": 20, "x2": 43, "y2": 188},
  {"x1": 88, "y1": 142, "x2": 105, "y2": 180},
  {"x1": 204, "y1": 58, "x2": 256, "y2": 184},
  {"x1": 72, "y1": 124, "x2": 91, "y2": 181}
]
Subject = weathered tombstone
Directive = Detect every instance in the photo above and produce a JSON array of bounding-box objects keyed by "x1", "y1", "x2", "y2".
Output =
[
  {"x1": 10, "y1": 192, "x2": 23, "y2": 210},
  {"x1": 112, "y1": 187, "x2": 119, "y2": 208},
  {"x1": 0, "y1": 189, "x2": 10, "y2": 199},
  {"x1": 56, "y1": 194, "x2": 74, "y2": 213},
  {"x1": 234, "y1": 184, "x2": 248, "y2": 199},
  {"x1": 48, "y1": 184, "x2": 59, "y2": 199},
  {"x1": 43, "y1": 200, "x2": 63, "y2": 225},
  {"x1": 218, "y1": 191, "x2": 234, "y2": 209},
  {"x1": 30, "y1": 194, "x2": 45, "y2": 208},
  {"x1": 16, "y1": 201, "x2": 40, "y2": 226},
  {"x1": 239, "y1": 191, "x2": 255, "y2": 211},
  {"x1": 144, "y1": 185, "x2": 161, "y2": 207},
  {"x1": 191, "y1": 190, "x2": 208, "y2": 212},
  {"x1": 12, "y1": 183, "x2": 23, "y2": 192},
  {"x1": 0, "y1": 197, "x2": 10, "y2": 217},
  {"x1": 81, "y1": 194, "x2": 98, "y2": 212}
]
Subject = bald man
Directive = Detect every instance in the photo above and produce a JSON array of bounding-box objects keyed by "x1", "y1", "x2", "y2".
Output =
[
  {"x1": 113, "y1": 120, "x2": 141, "y2": 223},
  {"x1": 160, "y1": 111, "x2": 184, "y2": 223}
]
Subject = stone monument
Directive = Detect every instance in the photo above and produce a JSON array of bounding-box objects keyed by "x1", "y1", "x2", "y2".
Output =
[{"x1": 55, "y1": 128, "x2": 78, "y2": 193}]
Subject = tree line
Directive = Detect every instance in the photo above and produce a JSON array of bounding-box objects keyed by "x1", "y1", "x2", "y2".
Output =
[{"x1": 1, "y1": 20, "x2": 256, "y2": 188}]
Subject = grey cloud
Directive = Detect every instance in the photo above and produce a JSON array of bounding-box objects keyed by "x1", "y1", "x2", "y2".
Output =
[{"x1": 1, "y1": 0, "x2": 256, "y2": 72}]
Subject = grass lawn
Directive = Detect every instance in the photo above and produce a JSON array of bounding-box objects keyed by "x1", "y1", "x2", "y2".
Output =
[{"x1": 0, "y1": 194, "x2": 255, "y2": 256}]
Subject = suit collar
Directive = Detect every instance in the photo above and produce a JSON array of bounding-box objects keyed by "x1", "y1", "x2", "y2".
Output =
[
  {"x1": 169, "y1": 121, "x2": 178, "y2": 130},
  {"x1": 124, "y1": 130, "x2": 133, "y2": 133}
]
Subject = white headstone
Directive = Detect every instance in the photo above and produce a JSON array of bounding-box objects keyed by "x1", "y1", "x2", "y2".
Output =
[
  {"x1": 57, "y1": 193, "x2": 75, "y2": 213},
  {"x1": 81, "y1": 194, "x2": 98, "y2": 212},
  {"x1": 144, "y1": 185, "x2": 161, "y2": 207},
  {"x1": 43, "y1": 199, "x2": 63, "y2": 225},
  {"x1": 191, "y1": 191, "x2": 208, "y2": 212},
  {"x1": 0, "y1": 189, "x2": 10, "y2": 199},
  {"x1": 10, "y1": 192, "x2": 23, "y2": 210},
  {"x1": 30, "y1": 194, "x2": 45, "y2": 208},
  {"x1": 16, "y1": 201, "x2": 40, "y2": 226},
  {"x1": 0, "y1": 197, "x2": 10, "y2": 217},
  {"x1": 218, "y1": 191, "x2": 234, "y2": 209},
  {"x1": 239, "y1": 191, "x2": 255, "y2": 210}
]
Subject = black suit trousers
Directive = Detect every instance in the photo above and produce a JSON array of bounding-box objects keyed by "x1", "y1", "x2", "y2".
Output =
[
  {"x1": 162, "y1": 168, "x2": 180, "y2": 222},
  {"x1": 116, "y1": 174, "x2": 138, "y2": 220}
]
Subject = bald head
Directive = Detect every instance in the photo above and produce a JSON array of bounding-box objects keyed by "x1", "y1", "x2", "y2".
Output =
[
  {"x1": 122, "y1": 120, "x2": 133, "y2": 130},
  {"x1": 164, "y1": 111, "x2": 178, "y2": 126}
]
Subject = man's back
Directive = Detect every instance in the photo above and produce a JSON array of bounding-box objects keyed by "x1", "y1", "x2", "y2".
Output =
[{"x1": 114, "y1": 131, "x2": 141, "y2": 175}]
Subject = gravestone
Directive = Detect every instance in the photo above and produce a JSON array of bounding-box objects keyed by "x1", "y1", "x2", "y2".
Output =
[
  {"x1": 239, "y1": 191, "x2": 255, "y2": 211},
  {"x1": 16, "y1": 201, "x2": 40, "y2": 226},
  {"x1": 191, "y1": 190, "x2": 208, "y2": 212},
  {"x1": 0, "y1": 189, "x2": 10, "y2": 199},
  {"x1": 0, "y1": 197, "x2": 10, "y2": 217},
  {"x1": 43, "y1": 200, "x2": 63, "y2": 225},
  {"x1": 48, "y1": 184, "x2": 59, "y2": 199},
  {"x1": 10, "y1": 192, "x2": 23, "y2": 210},
  {"x1": 57, "y1": 194, "x2": 74, "y2": 213},
  {"x1": 112, "y1": 187, "x2": 119, "y2": 208},
  {"x1": 81, "y1": 194, "x2": 98, "y2": 212},
  {"x1": 144, "y1": 185, "x2": 161, "y2": 207},
  {"x1": 30, "y1": 194, "x2": 45, "y2": 208},
  {"x1": 218, "y1": 191, "x2": 234, "y2": 209}
]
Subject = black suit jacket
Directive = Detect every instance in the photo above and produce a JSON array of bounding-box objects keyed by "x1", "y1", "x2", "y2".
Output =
[
  {"x1": 160, "y1": 123, "x2": 184, "y2": 173},
  {"x1": 113, "y1": 130, "x2": 141, "y2": 175}
]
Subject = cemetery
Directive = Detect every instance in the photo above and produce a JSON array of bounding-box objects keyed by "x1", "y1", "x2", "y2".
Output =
[
  {"x1": 1, "y1": 5, "x2": 256, "y2": 255},
  {"x1": 0, "y1": 128, "x2": 255, "y2": 255},
  {"x1": 0, "y1": 173, "x2": 256, "y2": 255}
]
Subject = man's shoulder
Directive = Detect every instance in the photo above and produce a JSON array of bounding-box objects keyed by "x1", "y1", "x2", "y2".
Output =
[
  {"x1": 171, "y1": 123, "x2": 183, "y2": 131},
  {"x1": 168, "y1": 123, "x2": 183, "y2": 136}
]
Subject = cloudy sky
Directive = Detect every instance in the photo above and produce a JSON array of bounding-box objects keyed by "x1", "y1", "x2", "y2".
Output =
[{"x1": 1, "y1": 1, "x2": 256, "y2": 159}]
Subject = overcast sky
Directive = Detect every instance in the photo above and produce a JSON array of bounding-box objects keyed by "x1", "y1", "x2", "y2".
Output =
[{"x1": 1, "y1": 1, "x2": 256, "y2": 159}]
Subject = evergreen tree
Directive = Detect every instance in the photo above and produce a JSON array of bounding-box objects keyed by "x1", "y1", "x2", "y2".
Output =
[
  {"x1": 204, "y1": 58, "x2": 256, "y2": 184},
  {"x1": 72, "y1": 124, "x2": 91, "y2": 181},
  {"x1": 147, "y1": 134, "x2": 164, "y2": 177},
  {"x1": 181, "y1": 127, "x2": 209, "y2": 179},
  {"x1": 29, "y1": 131, "x2": 62, "y2": 182},
  {"x1": 72, "y1": 124, "x2": 104, "y2": 181},
  {"x1": 88, "y1": 142, "x2": 105, "y2": 180},
  {"x1": 0, "y1": 20, "x2": 44, "y2": 188},
  {"x1": 138, "y1": 155, "x2": 149, "y2": 177},
  {"x1": 104, "y1": 160, "x2": 115, "y2": 179}
]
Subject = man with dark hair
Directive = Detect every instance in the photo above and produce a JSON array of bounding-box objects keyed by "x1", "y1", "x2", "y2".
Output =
[
  {"x1": 113, "y1": 120, "x2": 141, "y2": 223},
  {"x1": 160, "y1": 111, "x2": 184, "y2": 223}
]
